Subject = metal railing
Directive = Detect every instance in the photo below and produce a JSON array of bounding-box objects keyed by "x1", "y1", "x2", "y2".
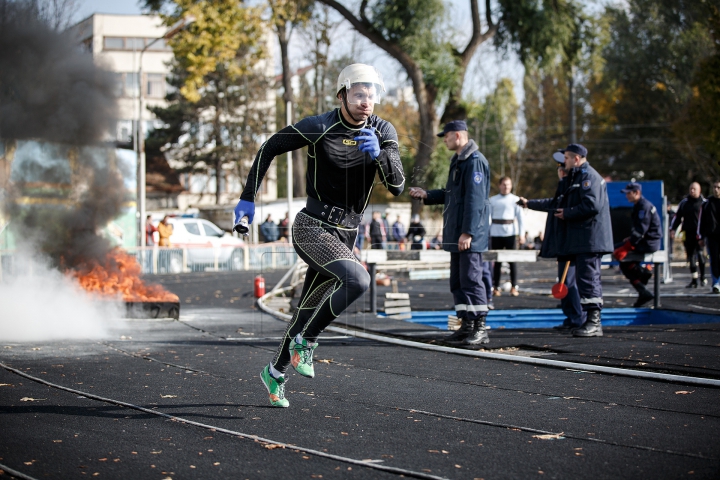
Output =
[{"x1": 0, "y1": 243, "x2": 298, "y2": 277}]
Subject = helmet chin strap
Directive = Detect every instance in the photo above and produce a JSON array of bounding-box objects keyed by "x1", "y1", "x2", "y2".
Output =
[{"x1": 341, "y1": 89, "x2": 363, "y2": 125}]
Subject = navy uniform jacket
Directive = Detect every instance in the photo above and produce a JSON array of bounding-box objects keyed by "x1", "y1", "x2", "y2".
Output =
[
  {"x1": 558, "y1": 162, "x2": 614, "y2": 255},
  {"x1": 629, "y1": 196, "x2": 662, "y2": 252},
  {"x1": 527, "y1": 176, "x2": 569, "y2": 259},
  {"x1": 424, "y1": 140, "x2": 491, "y2": 253}
]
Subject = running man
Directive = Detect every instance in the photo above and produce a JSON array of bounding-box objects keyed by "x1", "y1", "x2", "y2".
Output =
[{"x1": 234, "y1": 64, "x2": 405, "y2": 407}]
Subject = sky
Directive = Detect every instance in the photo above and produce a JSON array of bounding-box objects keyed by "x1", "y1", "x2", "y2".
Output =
[{"x1": 73, "y1": 0, "x2": 143, "y2": 23}]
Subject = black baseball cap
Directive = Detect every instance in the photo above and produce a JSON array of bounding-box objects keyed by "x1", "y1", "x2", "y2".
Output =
[
  {"x1": 559, "y1": 143, "x2": 588, "y2": 157},
  {"x1": 437, "y1": 120, "x2": 468, "y2": 137},
  {"x1": 621, "y1": 182, "x2": 642, "y2": 193}
]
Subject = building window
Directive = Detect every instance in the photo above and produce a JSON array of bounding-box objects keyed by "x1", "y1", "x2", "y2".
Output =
[
  {"x1": 124, "y1": 72, "x2": 140, "y2": 97},
  {"x1": 146, "y1": 73, "x2": 165, "y2": 98},
  {"x1": 103, "y1": 36, "x2": 172, "y2": 51},
  {"x1": 104, "y1": 37, "x2": 124, "y2": 50}
]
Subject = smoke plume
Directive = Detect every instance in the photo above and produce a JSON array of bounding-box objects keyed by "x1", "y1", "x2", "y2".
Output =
[{"x1": 0, "y1": 1, "x2": 117, "y2": 144}]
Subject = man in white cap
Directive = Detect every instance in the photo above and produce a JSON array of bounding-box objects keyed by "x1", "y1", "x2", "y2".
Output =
[{"x1": 234, "y1": 64, "x2": 405, "y2": 407}]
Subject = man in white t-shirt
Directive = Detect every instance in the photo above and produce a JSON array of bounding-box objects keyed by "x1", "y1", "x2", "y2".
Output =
[{"x1": 489, "y1": 176, "x2": 524, "y2": 296}]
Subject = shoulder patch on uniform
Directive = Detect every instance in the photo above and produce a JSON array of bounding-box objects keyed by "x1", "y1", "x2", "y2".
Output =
[
  {"x1": 582, "y1": 179, "x2": 591, "y2": 190},
  {"x1": 638, "y1": 210, "x2": 645, "y2": 219},
  {"x1": 473, "y1": 171, "x2": 483, "y2": 185},
  {"x1": 343, "y1": 139, "x2": 357, "y2": 146}
]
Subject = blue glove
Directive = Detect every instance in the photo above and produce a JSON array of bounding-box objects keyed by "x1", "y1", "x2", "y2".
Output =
[
  {"x1": 234, "y1": 199, "x2": 255, "y2": 225},
  {"x1": 354, "y1": 128, "x2": 380, "y2": 159}
]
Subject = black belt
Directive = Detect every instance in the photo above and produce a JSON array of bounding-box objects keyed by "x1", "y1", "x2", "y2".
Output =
[
  {"x1": 306, "y1": 197, "x2": 364, "y2": 228},
  {"x1": 492, "y1": 219, "x2": 514, "y2": 224}
]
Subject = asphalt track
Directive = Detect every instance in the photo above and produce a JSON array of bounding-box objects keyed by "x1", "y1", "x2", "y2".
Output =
[{"x1": 1, "y1": 263, "x2": 719, "y2": 479}]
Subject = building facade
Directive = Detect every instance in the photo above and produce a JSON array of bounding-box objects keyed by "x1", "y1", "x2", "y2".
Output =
[{"x1": 68, "y1": 14, "x2": 278, "y2": 210}]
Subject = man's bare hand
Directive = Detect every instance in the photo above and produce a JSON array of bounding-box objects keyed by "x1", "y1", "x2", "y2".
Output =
[
  {"x1": 699, "y1": 238, "x2": 706, "y2": 248},
  {"x1": 669, "y1": 230, "x2": 675, "y2": 240},
  {"x1": 458, "y1": 233, "x2": 472, "y2": 251},
  {"x1": 517, "y1": 197, "x2": 528, "y2": 208},
  {"x1": 409, "y1": 187, "x2": 428, "y2": 199},
  {"x1": 554, "y1": 208, "x2": 564, "y2": 219}
]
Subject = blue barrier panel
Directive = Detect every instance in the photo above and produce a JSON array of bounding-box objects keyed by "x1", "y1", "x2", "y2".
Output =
[{"x1": 396, "y1": 308, "x2": 720, "y2": 330}]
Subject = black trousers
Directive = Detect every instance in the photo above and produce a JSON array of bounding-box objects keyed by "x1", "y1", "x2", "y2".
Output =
[
  {"x1": 707, "y1": 235, "x2": 720, "y2": 282},
  {"x1": 491, "y1": 236, "x2": 517, "y2": 287},
  {"x1": 271, "y1": 210, "x2": 370, "y2": 374},
  {"x1": 684, "y1": 237, "x2": 706, "y2": 279}
]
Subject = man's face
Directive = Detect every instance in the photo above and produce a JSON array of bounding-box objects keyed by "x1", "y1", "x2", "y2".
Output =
[
  {"x1": 689, "y1": 183, "x2": 701, "y2": 198},
  {"x1": 443, "y1": 131, "x2": 461, "y2": 151},
  {"x1": 714, "y1": 183, "x2": 720, "y2": 197},
  {"x1": 564, "y1": 152, "x2": 581, "y2": 168},
  {"x1": 625, "y1": 190, "x2": 641, "y2": 203},
  {"x1": 499, "y1": 179, "x2": 512, "y2": 195},
  {"x1": 341, "y1": 84, "x2": 376, "y2": 122}
]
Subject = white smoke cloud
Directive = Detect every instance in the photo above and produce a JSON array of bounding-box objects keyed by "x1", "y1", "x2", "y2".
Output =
[{"x1": 0, "y1": 252, "x2": 123, "y2": 342}]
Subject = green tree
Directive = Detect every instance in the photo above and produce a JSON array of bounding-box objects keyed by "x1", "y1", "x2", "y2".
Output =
[
  {"x1": 585, "y1": 0, "x2": 717, "y2": 200},
  {"x1": 144, "y1": 0, "x2": 271, "y2": 205}
]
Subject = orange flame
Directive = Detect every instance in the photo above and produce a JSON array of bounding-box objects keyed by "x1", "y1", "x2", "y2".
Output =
[{"x1": 68, "y1": 248, "x2": 179, "y2": 302}]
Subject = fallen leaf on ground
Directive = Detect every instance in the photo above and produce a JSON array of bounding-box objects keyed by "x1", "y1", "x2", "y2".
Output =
[
  {"x1": 0, "y1": 383, "x2": 12, "y2": 387},
  {"x1": 263, "y1": 444, "x2": 284, "y2": 450},
  {"x1": 317, "y1": 359, "x2": 332, "y2": 364},
  {"x1": 160, "y1": 395, "x2": 177, "y2": 398},
  {"x1": 532, "y1": 433, "x2": 565, "y2": 440},
  {"x1": 675, "y1": 391, "x2": 694, "y2": 395},
  {"x1": 20, "y1": 397, "x2": 45, "y2": 402}
]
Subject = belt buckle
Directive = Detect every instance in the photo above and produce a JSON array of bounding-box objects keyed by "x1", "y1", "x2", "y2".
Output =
[{"x1": 328, "y1": 206, "x2": 344, "y2": 224}]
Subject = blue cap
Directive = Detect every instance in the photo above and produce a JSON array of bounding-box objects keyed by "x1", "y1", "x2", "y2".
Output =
[
  {"x1": 437, "y1": 120, "x2": 468, "y2": 137},
  {"x1": 552, "y1": 151, "x2": 565, "y2": 164},
  {"x1": 560, "y1": 143, "x2": 588, "y2": 157},
  {"x1": 621, "y1": 182, "x2": 642, "y2": 193}
]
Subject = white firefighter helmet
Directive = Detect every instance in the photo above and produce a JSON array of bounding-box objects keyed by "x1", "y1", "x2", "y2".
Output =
[{"x1": 336, "y1": 64, "x2": 385, "y2": 104}]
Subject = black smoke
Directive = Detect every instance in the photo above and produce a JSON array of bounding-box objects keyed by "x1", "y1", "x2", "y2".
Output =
[
  {"x1": 0, "y1": 1, "x2": 117, "y2": 143},
  {"x1": 1, "y1": 0, "x2": 127, "y2": 270}
]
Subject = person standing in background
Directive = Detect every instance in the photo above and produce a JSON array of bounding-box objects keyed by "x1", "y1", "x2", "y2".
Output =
[
  {"x1": 369, "y1": 211, "x2": 387, "y2": 249},
  {"x1": 409, "y1": 120, "x2": 491, "y2": 345},
  {"x1": 671, "y1": 182, "x2": 707, "y2": 288},
  {"x1": 518, "y1": 152, "x2": 586, "y2": 332},
  {"x1": 392, "y1": 215, "x2": 406, "y2": 249},
  {"x1": 145, "y1": 215, "x2": 157, "y2": 247},
  {"x1": 157, "y1": 215, "x2": 173, "y2": 247},
  {"x1": 489, "y1": 176, "x2": 525, "y2": 296},
  {"x1": 698, "y1": 180, "x2": 720, "y2": 293},
  {"x1": 553, "y1": 144, "x2": 613, "y2": 337},
  {"x1": 406, "y1": 214, "x2": 426, "y2": 250}
]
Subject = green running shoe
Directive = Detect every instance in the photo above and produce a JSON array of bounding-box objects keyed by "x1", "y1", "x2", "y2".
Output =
[
  {"x1": 289, "y1": 337, "x2": 317, "y2": 378},
  {"x1": 260, "y1": 365, "x2": 289, "y2": 408}
]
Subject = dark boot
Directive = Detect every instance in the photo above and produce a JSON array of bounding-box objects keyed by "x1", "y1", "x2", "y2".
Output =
[
  {"x1": 573, "y1": 309, "x2": 603, "y2": 337},
  {"x1": 686, "y1": 278, "x2": 698, "y2": 288},
  {"x1": 464, "y1": 318, "x2": 490, "y2": 345},
  {"x1": 633, "y1": 283, "x2": 654, "y2": 308},
  {"x1": 445, "y1": 318, "x2": 473, "y2": 343},
  {"x1": 553, "y1": 318, "x2": 574, "y2": 332}
]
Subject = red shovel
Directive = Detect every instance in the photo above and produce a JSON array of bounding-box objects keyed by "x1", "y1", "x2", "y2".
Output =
[{"x1": 552, "y1": 261, "x2": 571, "y2": 299}]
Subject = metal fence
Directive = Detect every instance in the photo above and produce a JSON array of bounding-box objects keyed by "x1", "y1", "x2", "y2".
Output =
[{"x1": 0, "y1": 243, "x2": 298, "y2": 277}]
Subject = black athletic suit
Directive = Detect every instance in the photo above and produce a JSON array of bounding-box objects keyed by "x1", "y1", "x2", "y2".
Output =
[
  {"x1": 240, "y1": 108, "x2": 405, "y2": 373},
  {"x1": 671, "y1": 195, "x2": 706, "y2": 281}
]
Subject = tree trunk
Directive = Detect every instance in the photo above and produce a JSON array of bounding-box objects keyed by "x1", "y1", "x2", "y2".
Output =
[{"x1": 277, "y1": 22, "x2": 305, "y2": 197}]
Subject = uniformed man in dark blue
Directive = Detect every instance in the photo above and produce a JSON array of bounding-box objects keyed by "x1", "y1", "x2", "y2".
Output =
[
  {"x1": 519, "y1": 151, "x2": 586, "y2": 332},
  {"x1": 554, "y1": 144, "x2": 613, "y2": 337},
  {"x1": 409, "y1": 120, "x2": 491, "y2": 345},
  {"x1": 613, "y1": 182, "x2": 662, "y2": 307}
]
